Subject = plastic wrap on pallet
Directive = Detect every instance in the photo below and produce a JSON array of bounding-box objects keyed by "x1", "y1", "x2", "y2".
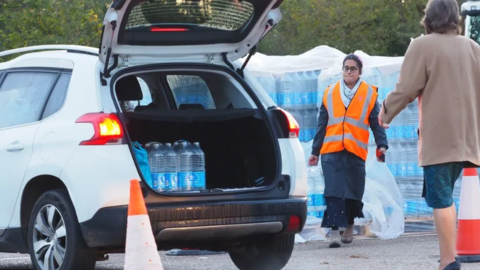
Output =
[{"x1": 297, "y1": 141, "x2": 405, "y2": 242}]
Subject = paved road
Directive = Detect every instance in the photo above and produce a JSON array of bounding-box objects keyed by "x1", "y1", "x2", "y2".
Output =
[{"x1": 1, "y1": 235, "x2": 479, "y2": 270}]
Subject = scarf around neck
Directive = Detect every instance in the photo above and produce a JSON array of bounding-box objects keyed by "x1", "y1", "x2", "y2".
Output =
[{"x1": 340, "y1": 78, "x2": 362, "y2": 108}]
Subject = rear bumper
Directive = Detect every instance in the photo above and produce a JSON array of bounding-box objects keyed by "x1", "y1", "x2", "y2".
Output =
[{"x1": 79, "y1": 197, "x2": 307, "y2": 250}]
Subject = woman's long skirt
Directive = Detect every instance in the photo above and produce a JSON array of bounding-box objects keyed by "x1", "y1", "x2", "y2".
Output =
[{"x1": 320, "y1": 150, "x2": 366, "y2": 229}]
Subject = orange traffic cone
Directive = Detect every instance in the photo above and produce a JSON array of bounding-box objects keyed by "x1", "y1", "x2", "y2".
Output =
[
  {"x1": 124, "y1": 179, "x2": 164, "y2": 270},
  {"x1": 456, "y1": 168, "x2": 480, "y2": 263}
]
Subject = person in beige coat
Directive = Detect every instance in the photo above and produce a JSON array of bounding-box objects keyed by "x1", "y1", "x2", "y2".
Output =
[{"x1": 378, "y1": 0, "x2": 480, "y2": 269}]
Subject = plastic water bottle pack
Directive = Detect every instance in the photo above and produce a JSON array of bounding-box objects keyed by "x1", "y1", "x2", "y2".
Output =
[
  {"x1": 306, "y1": 163, "x2": 326, "y2": 219},
  {"x1": 263, "y1": 70, "x2": 321, "y2": 143},
  {"x1": 145, "y1": 140, "x2": 206, "y2": 192}
]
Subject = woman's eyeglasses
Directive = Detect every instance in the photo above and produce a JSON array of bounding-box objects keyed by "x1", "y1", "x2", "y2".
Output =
[{"x1": 343, "y1": 66, "x2": 358, "y2": 72}]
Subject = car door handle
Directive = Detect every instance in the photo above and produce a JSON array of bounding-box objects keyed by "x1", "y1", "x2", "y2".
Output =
[{"x1": 6, "y1": 142, "x2": 25, "y2": 152}]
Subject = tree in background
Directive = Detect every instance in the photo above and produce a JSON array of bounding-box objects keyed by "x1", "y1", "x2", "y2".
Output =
[
  {"x1": 258, "y1": 0, "x2": 469, "y2": 56},
  {"x1": 0, "y1": 0, "x2": 110, "y2": 52}
]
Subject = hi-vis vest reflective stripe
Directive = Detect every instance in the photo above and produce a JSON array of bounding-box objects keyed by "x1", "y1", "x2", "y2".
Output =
[{"x1": 320, "y1": 81, "x2": 378, "y2": 161}]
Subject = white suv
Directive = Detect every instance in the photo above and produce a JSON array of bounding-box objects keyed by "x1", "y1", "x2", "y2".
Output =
[{"x1": 0, "y1": 1, "x2": 307, "y2": 270}]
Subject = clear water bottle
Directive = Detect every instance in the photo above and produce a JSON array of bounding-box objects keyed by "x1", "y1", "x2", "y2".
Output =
[
  {"x1": 405, "y1": 146, "x2": 418, "y2": 178},
  {"x1": 144, "y1": 142, "x2": 153, "y2": 153},
  {"x1": 279, "y1": 73, "x2": 295, "y2": 109},
  {"x1": 304, "y1": 108, "x2": 318, "y2": 142},
  {"x1": 307, "y1": 70, "x2": 319, "y2": 106},
  {"x1": 401, "y1": 106, "x2": 412, "y2": 141},
  {"x1": 292, "y1": 72, "x2": 304, "y2": 108},
  {"x1": 307, "y1": 171, "x2": 315, "y2": 208},
  {"x1": 173, "y1": 141, "x2": 193, "y2": 191},
  {"x1": 395, "y1": 108, "x2": 406, "y2": 178},
  {"x1": 148, "y1": 143, "x2": 166, "y2": 192},
  {"x1": 387, "y1": 143, "x2": 398, "y2": 177},
  {"x1": 256, "y1": 73, "x2": 277, "y2": 104},
  {"x1": 306, "y1": 167, "x2": 317, "y2": 217},
  {"x1": 191, "y1": 142, "x2": 206, "y2": 191},
  {"x1": 397, "y1": 142, "x2": 408, "y2": 178},
  {"x1": 163, "y1": 143, "x2": 178, "y2": 191},
  {"x1": 299, "y1": 71, "x2": 311, "y2": 107}
]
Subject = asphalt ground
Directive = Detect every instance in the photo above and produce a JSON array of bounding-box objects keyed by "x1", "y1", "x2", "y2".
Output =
[{"x1": 1, "y1": 235, "x2": 480, "y2": 270}]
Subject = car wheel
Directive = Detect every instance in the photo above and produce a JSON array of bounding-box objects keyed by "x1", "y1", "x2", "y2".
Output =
[
  {"x1": 229, "y1": 234, "x2": 295, "y2": 270},
  {"x1": 27, "y1": 189, "x2": 97, "y2": 270}
]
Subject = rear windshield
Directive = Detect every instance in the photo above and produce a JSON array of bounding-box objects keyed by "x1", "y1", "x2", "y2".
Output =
[{"x1": 125, "y1": 0, "x2": 255, "y2": 31}]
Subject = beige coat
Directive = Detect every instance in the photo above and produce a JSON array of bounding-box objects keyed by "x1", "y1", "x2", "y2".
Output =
[{"x1": 380, "y1": 31, "x2": 480, "y2": 167}]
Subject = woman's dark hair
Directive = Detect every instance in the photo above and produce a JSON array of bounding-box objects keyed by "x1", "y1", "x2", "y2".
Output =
[
  {"x1": 343, "y1": 54, "x2": 363, "y2": 71},
  {"x1": 421, "y1": 0, "x2": 461, "y2": 34}
]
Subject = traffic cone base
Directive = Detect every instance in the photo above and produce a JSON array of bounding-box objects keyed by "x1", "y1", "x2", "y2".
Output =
[
  {"x1": 456, "y1": 168, "x2": 480, "y2": 263},
  {"x1": 124, "y1": 179, "x2": 164, "y2": 270}
]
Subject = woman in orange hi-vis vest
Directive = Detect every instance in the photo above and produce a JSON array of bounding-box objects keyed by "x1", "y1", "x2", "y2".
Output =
[{"x1": 308, "y1": 54, "x2": 388, "y2": 248}]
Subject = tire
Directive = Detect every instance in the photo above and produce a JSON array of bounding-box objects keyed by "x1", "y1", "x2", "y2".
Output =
[
  {"x1": 228, "y1": 234, "x2": 295, "y2": 270},
  {"x1": 27, "y1": 189, "x2": 97, "y2": 270}
]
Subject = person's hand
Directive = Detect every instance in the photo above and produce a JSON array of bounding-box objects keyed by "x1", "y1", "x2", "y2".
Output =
[
  {"x1": 378, "y1": 106, "x2": 390, "y2": 129},
  {"x1": 377, "y1": 147, "x2": 387, "y2": 163},
  {"x1": 308, "y1": 155, "x2": 319, "y2": 166}
]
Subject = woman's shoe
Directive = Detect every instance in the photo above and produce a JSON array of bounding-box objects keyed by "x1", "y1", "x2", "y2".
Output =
[
  {"x1": 329, "y1": 230, "x2": 341, "y2": 248},
  {"x1": 341, "y1": 225, "x2": 354, "y2": 244},
  {"x1": 442, "y1": 261, "x2": 461, "y2": 270},
  {"x1": 329, "y1": 241, "x2": 341, "y2": 248},
  {"x1": 341, "y1": 235, "x2": 353, "y2": 244}
]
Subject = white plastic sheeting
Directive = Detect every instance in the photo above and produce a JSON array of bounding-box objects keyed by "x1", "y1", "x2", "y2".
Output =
[
  {"x1": 358, "y1": 147, "x2": 405, "y2": 239},
  {"x1": 242, "y1": 45, "x2": 404, "y2": 78}
]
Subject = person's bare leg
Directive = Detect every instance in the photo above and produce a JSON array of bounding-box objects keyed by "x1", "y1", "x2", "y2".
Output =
[
  {"x1": 434, "y1": 204, "x2": 457, "y2": 270},
  {"x1": 451, "y1": 204, "x2": 458, "y2": 259}
]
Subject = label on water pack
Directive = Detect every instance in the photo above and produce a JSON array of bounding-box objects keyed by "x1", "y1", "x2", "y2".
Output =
[
  {"x1": 151, "y1": 173, "x2": 166, "y2": 191},
  {"x1": 302, "y1": 92, "x2": 312, "y2": 105},
  {"x1": 313, "y1": 193, "x2": 325, "y2": 206},
  {"x1": 178, "y1": 172, "x2": 194, "y2": 189},
  {"x1": 398, "y1": 164, "x2": 407, "y2": 177},
  {"x1": 294, "y1": 92, "x2": 303, "y2": 106},
  {"x1": 406, "y1": 163, "x2": 416, "y2": 177},
  {"x1": 307, "y1": 194, "x2": 314, "y2": 207},
  {"x1": 281, "y1": 93, "x2": 295, "y2": 107},
  {"x1": 299, "y1": 130, "x2": 306, "y2": 142},
  {"x1": 192, "y1": 171, "x2": 206, "y2": 189},
  {"x1": 165, "y1": 173, "x2": 178, "y2": 190}
]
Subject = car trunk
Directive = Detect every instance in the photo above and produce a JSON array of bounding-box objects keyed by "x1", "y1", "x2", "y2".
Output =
[{"x1": 122, "y1": 108, "x2": 278, "y2": 192}]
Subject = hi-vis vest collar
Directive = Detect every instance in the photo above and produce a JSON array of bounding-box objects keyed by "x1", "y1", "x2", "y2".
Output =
[{"x1": 320, "y1": 80, "x2": 378, "y2": 161}]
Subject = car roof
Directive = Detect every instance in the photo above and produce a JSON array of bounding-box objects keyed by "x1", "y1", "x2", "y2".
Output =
[{"x1": 0, "y1": 45, "x2": 100, "y2": 70}]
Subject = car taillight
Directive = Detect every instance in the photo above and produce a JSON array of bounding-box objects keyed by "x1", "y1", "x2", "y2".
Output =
[
  {"x1": 280, "y1": 109, "x2": 300, "y2": 138},
  {"x1": 75, "y1": 113, "x2": 123, "y2": 145}
]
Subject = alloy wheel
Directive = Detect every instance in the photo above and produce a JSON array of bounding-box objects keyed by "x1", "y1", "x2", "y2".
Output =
[{"x1": 32, "y1": 204, "x2": 67, "y2": 270}]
